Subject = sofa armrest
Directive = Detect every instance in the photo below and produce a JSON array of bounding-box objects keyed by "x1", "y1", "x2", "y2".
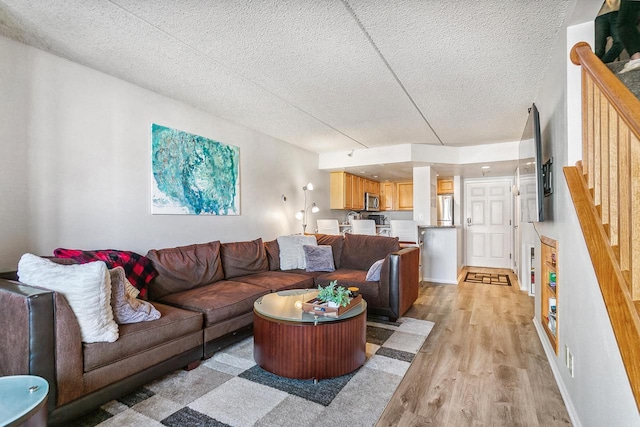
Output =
[
  {"x1": 381, "y1": 247, "x2": 420, "y2": 320},
  {"x1": 0, "y1": 279, "x2": 57, "y2": 413}
]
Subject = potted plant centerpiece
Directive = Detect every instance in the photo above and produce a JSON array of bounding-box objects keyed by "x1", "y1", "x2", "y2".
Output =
[{"x1": 317, "y1": 280, "x2": 351, "y2": 308}]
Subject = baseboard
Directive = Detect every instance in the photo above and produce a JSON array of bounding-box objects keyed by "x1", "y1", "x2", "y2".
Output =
[
  {"x1": 422, "y1": 277, "x2": 458, "y2": 285},
  {"x1": 532, "y1": 317, "x2": 582, "y2": 427}
]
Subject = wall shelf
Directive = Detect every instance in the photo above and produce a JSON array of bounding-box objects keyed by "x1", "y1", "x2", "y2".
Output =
[{"x1": 540, "y1": 235, "x2": 558, "y2": 354}]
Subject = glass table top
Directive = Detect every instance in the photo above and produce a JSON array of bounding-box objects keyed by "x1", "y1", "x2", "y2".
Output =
[
  {"x1": 0, "y1": 375, "x2": 49, "y2": 426},
  {"x1": 254, "y1": 289, "x2": 366, "y2": 323}
]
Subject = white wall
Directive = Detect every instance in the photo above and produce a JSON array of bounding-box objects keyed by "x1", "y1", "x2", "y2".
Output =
[
  {"x1": 412, "y1": 166, "x2": 433, "y2": 225},
  {"x1": 0, "y1": 35, "x2": 329, "y2": 270},
  {"x1": 0, "y1": 36, "x2": 30, "y2": 271},
  {"x1": 532, "y1": 1, "x2": 640, "y2": 425}
]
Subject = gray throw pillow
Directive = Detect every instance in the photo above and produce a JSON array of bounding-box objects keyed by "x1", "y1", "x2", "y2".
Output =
[
  {"x1": 110, "y1": 267, "x2": 161, "y2": 324},
  {"x1": 366, "y1": 259, "x2": 385, "y2": 281},
  {"x1": 303, "y1": 245, "x2": 336, "y2": 272}
]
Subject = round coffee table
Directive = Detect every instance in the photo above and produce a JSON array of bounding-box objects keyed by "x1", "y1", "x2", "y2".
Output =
[
  {"x1": 0, "y1": 375, "x2": 49, "y2": 427},
  {"x1": 253, "y1": 289, "x2": 366, "y2": 380}
]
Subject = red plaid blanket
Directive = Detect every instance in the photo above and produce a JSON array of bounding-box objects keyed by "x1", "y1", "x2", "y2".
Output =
[{"x1": 53, "y1": 248, "x2": 157, "y2": 299}]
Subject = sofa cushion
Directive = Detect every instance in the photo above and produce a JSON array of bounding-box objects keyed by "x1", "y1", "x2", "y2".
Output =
[
  {"x1": 17, "y1": 253, "x2": 119, "y2": 343},
  {"x1": 146, "y1": 241, "x2": 224, "y2": 300},
  {"x1": 315, "y1": 234, "x2": 344, "y2": 269},
  {"x1": 340, "y1": 234, "x2": 400, "y2": 271},
  {"x1": 303, "y1": 245, "x2": 335, "y2": 272},
  {"x1": 158, "y1": 280, "x2": 269, "y2": 326},
  {"x1": 221, "y1": 238, "x2": 268, "y2": 279},
  {"x1": 264, "y1": 239, "x2": 280, "y2": 271},
  {"x1": 232, "y1": 271, "x2": 315, "y2": 291},
  {"x1": 83, "y1": 302, "x2": 202, "y2": 372},
  {"x1": 277, "y1": 235, "x2": 317, "y2": 270}
]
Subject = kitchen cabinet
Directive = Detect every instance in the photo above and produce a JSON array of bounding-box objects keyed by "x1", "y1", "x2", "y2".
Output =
[
  {"x1": 396, "y1": 182, "x2": 413, "y2": 210},
  {"x1": 379, "y1": 181, "x2": 412, "y2": 211},
  {"x1": 330, "y1": 172, "x2": 375, "y2": 210},
  {"x1": 380, "y1": 183, "x2": 395, "y2": 211},
  {"x1": 437, "y1": 179, "x2": 454, "y2": 194},
  {"x1": 331, "y1": 172, "x2": 409, "y2": 211},
  {"x1": 353, "y1": 176, "x2": 364, "y2": 210},
  {"x1": 330, "y1": 172, "x2": 351, "y2": 209},
  {"x1": 365, "y1": 179, "x2": 379, "y2": 195}
]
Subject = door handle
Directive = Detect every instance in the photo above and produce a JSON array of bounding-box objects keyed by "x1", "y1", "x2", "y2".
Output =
[{"x1": 467, "y1": 217, "x2": 471, "y2": 226}]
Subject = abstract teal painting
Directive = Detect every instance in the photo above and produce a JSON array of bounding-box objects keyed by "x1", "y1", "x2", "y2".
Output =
[{"x1": 151, "y1": 124, "x2": 239, "y2": 215}]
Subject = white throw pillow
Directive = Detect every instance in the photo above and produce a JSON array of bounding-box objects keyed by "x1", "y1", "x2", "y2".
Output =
[
  {"x1": 277, "y1": 235, "x2": 317, "y2": 270},
  {"x1": 18, "y1": 253, "x2": 119, "y2": 343}
]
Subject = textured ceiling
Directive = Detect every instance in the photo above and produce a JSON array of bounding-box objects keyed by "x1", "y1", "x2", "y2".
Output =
[{"x1": 0, "y1": 0, "x2": 572, "y2": 155}]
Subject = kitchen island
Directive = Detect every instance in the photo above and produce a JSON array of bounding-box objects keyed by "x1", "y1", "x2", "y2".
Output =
[{"x1": 420, "y1": 225, "x2": 462, "y2": 284}]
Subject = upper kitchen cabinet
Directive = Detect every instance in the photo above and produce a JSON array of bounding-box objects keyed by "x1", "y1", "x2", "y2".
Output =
[
  {"x1": 330, "y1": 172, "x2": 351, "y2": 209},
  {"x1": 365, "y1": 179, "x2": 380, "y2": 195},
  {"x1": 380, "y1": 182, "x2": 395, "y2": 211},
  {"x1": 437, "y1": 179, "x2": 454, "y2": 194},
  {"x1": 330, "y1": 172, "x2": 377, "y2": 210},
  {"x1": 396, "y1": 182, "x2": 414, "y2": 210},
  {"x1": 379, "y1": 181, "x2": 413, "y2": 211},
  {"x1": 353, "y1": 176, "x2": 364, "y2": 210},
  {"x1": 331, "y1": 172, "x2": 411, "y2": 211}
]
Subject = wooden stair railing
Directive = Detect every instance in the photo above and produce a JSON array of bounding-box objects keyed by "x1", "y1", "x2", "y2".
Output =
[{"x1": 569, "y1": 41, "x2": 640, "y2": 411}]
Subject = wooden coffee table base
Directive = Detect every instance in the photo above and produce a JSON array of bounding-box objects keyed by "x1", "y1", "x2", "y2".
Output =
[{"x1": 253, "y1": 309, "x2": 367, "y2": 380}]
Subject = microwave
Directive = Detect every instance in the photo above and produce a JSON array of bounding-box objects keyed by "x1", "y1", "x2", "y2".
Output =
[{"x1": 364, "y1": 192, "x2": 380, "y2": 211}]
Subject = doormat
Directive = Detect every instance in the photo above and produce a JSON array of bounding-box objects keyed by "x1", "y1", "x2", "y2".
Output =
[
  {"x1": 72, "y1": 317, "x2": 435, "y2": 427},
  {"x1": 464, "y1": 271, "x2": 511, "y2": 286}
]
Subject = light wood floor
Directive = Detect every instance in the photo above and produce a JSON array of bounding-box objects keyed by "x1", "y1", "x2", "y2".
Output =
[{"x1": 378, "y1": 267, "x2": 572, "y2": 426}]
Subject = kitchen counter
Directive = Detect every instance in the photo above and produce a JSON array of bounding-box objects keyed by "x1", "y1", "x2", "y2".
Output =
[
  {"x1": 339, "y1": 224, "x2": 390, "y2": 235},
  {"x1": 420, "y1": 226, "x2": 462, "y2": 284}
]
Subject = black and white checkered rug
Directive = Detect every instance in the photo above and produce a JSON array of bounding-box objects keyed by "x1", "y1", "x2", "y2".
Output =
[{"x1": 70, "y1": 317, "x2": 434, "y2": 427}]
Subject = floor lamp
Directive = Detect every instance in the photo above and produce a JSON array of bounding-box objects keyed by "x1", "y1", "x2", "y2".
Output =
[{"x1": 295, "y1": 183, "x2": 319, "y2": 234}]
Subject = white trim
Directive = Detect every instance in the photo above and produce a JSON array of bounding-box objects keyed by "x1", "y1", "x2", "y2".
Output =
[
  {"x1": 422, "y1": 277, "x2": 458, "y2": 285},
  {"x1": 533, "y1": 317, "x2": 582, "y2": 427}
]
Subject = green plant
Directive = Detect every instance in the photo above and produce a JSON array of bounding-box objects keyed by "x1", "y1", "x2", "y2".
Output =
[{"x1": 317, "y1": 280, "x2": 351, "y2": 307}]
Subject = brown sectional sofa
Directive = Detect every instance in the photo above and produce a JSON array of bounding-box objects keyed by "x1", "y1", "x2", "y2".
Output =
[{"x1": 0, "y1": 233, "x2": 419, "y2": 425}]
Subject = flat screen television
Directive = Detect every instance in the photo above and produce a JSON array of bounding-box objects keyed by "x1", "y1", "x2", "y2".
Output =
[{"x1": 519, "y1": 103, "x2": 548, "y2": 223}]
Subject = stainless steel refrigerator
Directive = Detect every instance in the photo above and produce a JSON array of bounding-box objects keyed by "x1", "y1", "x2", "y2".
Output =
[{"x1": 437, "y1": 195, "x2": 454, "y2": 226}]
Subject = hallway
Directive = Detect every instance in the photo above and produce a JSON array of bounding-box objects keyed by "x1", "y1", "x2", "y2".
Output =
[{"x1": 378, "y1": 267, "x2": 571, "y2": 426}]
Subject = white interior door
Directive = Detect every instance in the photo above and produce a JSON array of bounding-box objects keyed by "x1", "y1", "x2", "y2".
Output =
[{"x1": 464, "y1": 178, "x2": 513, "y2": 268}]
